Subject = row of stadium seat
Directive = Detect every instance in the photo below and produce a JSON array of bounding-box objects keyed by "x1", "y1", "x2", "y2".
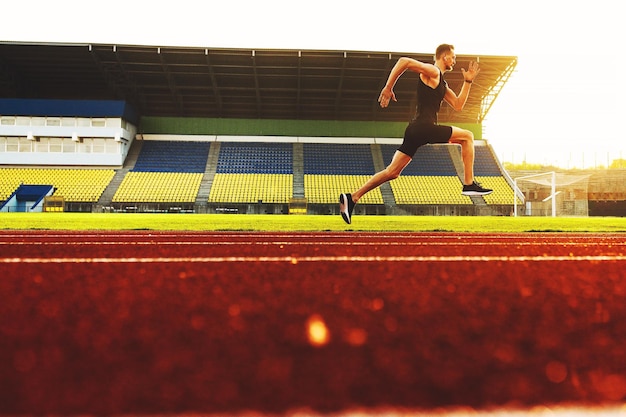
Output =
[
  {"x1": 208, "y1": 174, "x2": 293, "y2": 204},
  {"x1": 303, "y1": 143, "x2": 376, "y2": 175},
  {"x1": 217, "y1": 142, "x2": 293, "y2": 174},
  {"x1": 304, "y1": 175, "x2": 383, "y2": 204},
  {"x1": 112, "y1": 172, "x2": 203, "y2": 203},
  {"x1": 392, "y1": 176, "x2": 471, "y2": 205},
  {"x1": 0, "y1": 168, "x2": 114, "y2": 202},
  {"x1": 381, "y1": 144, "x2": 458, "y2": 176},
  {"x1": 133, "y1": 141, "x2": 211, "y2": 173},
  {"x1": 389, "y1": 176, "x2": 517, "y2": 206},
  {"x1": 204, "y1": 175, "x2": 517, "y2": 205},
  {"x1": 476, "y1": 176, "x2": 522, "y2": 205}
]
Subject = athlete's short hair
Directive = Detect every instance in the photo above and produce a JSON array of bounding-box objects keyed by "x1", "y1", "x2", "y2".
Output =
[{"x1": 435, "y1": 44, "x2": 455, "y2": 60}]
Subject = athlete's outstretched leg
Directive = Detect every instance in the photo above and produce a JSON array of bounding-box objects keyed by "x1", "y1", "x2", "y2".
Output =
[
  {"x1": 353, "y1": 151, "x2": 411, "y2": 203},
  {"x1": 339, "y1": 151, "x2": 411, "y2": 224}
]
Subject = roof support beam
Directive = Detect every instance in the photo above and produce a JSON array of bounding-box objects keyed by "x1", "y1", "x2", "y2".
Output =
[
  {"x1": 110, "y1": 46, "x2": 146, "y2": 113},
  {"x1": 157, "y1": 49, "x2": 184, "y2": 116},
  {"x1": 251, "y1": 50, "x2": 262, "y2": 118},
  {"x1": 88, "y1": 45, "x2": 129, "y2": 104},
  {"x1": 479, "y1": 57, "x2": 518, "y2": 123},
  {"x1": 334, "y1": 52, "x2": 347, "y2": 119},
  {"x1": 204, "y1": 49, "x2": 223, "y2": 117},
  {"x1": 372, "y1": 54, "x2": 395, "y2": 120},
  {"x1": 297, "y1": 51, "x2": 302, "y2": 119}
]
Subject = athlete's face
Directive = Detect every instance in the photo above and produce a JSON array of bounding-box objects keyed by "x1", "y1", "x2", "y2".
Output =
[{"x1": 442, "y1": 50, "x2": 456, "y2": 71}]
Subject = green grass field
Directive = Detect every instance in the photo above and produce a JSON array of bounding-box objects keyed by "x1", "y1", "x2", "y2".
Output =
[{"x1": 2, "y1": 212, "x2": 626, "y2": 232}]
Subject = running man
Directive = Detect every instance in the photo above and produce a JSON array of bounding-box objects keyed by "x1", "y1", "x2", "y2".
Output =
[{"x1": 340, "y1": 44, "x2": 492, "y2": 224}]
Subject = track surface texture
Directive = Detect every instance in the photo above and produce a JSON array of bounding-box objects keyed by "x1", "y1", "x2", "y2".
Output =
[{"x1": 1, "y1": 230, "x2": 626, "y2": 416}]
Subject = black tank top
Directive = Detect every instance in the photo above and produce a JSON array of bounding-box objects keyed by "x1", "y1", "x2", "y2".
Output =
[{"x1": 414, "y1": 70, "x2": 447, "y2": 124}]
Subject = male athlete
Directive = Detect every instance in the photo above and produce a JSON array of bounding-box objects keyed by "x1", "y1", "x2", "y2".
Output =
[{"x1": 340, "y1": 44, "x2": 492, "y2": 224}]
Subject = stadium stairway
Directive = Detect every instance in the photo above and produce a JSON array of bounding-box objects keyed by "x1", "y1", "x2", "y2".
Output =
[
  {"x1": 96, "y1": 140, "x2": 143, "y2": 211},
  {"x1": 194, "y1": 142, "x2": 220, "y2": 212},
  {"x1": 292, "y1": 142, "x2": 305, "y2": 199}
]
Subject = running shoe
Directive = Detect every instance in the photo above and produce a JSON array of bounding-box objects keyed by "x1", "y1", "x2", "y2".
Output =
[
  {"x1": 462, "y1": 181, "x2": 493, "y2": 196},
  {"x1": 339, "y1": 193, "x2": 356, "y2": 224}
]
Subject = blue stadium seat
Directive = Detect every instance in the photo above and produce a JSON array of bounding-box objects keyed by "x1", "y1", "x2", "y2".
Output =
[
  {"x1": 133, "y1": 141, "x2": 211, "y2": 173},
  {"x1": 217, "y1": 142, "x2": 293, "y2": 174},
  {"x1": 303, "y1": 143, "x2": 375, "y2": 175},
  {"x1": 473, "y1": 147, "x2": 503, "y2": 176},
  {"x1": 381, "y1": 144, "x2": 457, "y2": 176}
]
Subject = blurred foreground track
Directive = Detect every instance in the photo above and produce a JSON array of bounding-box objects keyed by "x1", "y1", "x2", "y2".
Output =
[{"x1": 1, "y1": 231, "x2": 626, "y2": 415}]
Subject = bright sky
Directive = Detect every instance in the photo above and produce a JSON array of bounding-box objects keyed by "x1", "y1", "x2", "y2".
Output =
[{"x1": 2, "y1": 0, "x2": 624, "y2": 168}]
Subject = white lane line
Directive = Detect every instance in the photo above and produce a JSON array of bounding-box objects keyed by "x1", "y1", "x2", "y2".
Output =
[
  {"x1": 1, "y1": 240, "x2": 624, "y2": 247},
  {"x1": 1, "y1": 232, "x2": 623, "y2": 240},
  {"x1": 2, "y1": 255, "x2": 626, "y2": 264},
  {"x1": 59, "y1": 408, "x2": 625, "y2": 417}
]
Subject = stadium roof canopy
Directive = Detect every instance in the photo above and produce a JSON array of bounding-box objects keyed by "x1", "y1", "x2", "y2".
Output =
[{"x1": 0, "y1": 42, "x2": 517, "y2": 124}]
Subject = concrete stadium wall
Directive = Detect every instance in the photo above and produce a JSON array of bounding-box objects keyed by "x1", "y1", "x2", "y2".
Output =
[{"x1": 0, "y1": 99, "x2": 138, "y2": 166}]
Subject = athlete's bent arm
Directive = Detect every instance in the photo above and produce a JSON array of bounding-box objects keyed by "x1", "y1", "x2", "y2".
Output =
[
  {"x1": 444, "y1": 82, "x2": 471, "y2": 111},
  {"x1": 444, "y1": 61, "x2": 480, "y2": 111},
  {"x1": 379, "y1": 57, "x2": 439, "y2": 108}
]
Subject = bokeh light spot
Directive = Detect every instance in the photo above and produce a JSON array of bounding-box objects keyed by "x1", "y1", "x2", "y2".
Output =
[{"x1": 306, "y1": 315, "x2": 330, "y2": 347}]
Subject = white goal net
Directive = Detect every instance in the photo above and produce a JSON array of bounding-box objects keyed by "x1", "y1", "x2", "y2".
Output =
[{"x1": 514, "y1": 172, "x2": 590, "y2": 217}]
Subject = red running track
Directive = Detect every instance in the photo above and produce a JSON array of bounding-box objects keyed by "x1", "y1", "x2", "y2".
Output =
[{"x1": 1, "y1": 231, "x2": 626, "y2": 415}]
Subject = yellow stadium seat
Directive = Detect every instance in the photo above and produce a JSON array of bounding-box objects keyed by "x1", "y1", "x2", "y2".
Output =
[
  {"x1": 303, "y1": 175, "x2": 383, "y2": 204},
  {"x1": 475, "y1": 176, "x2": 522, "y2": 205},
  {"x1": 112, "y1": 172, "x2": 203, "y2": 203},
  {"x1": 0, "y1": 168, "x2": 115, "y2": 202},
  {"x1": 208, "y1": 173, "x2": 293, "y2": 204},
  {"x1": 390, "y1": 176, "x2": 472, "y2": 205}
]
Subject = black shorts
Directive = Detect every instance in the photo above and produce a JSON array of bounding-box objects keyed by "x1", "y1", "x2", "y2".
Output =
[{"x1": 398, "y1": 121, "x2": 452, "y2": 158}]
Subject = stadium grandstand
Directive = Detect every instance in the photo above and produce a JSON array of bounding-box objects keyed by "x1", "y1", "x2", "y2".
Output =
[{"x1": 1, "y1": 41, "x2": 623, "y2": 216}]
